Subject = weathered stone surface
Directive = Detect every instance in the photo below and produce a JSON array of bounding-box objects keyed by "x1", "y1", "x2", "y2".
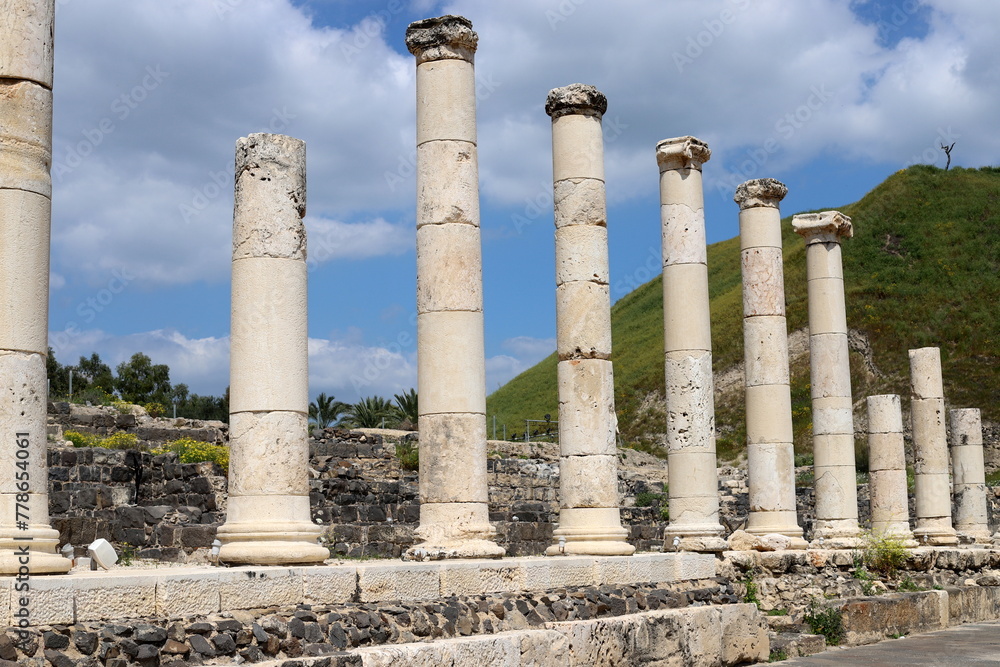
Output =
[
  {"x1": 545, "y1": 83, "x2": 607, "y2": 118},
  {"x1": 733, "y1": 177, "x2": 787, "y2": 209},
  {"x1": 405, "y1": 15, "x2": 478, "y2": 63}
]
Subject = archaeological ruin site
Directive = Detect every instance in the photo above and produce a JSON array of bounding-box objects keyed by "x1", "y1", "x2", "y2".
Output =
[{"x1": 2, "y1": 7, "x2": 1000, "y2": 667}]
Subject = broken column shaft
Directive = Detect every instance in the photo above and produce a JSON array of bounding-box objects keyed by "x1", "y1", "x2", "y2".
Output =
[
  {"x1": 405, "y1": 15, "x2": 503, "y2": 559},
  {"x1": 909, "y1": 347, "x2": 958, "y2": 546},
  {"x1": 544, "y1": 83, "x2": 633, "y2": 556},
  {"x1": 735, "y1": 179, "x2": 806, "y2": 548},
  {"x1": 950, "y1": 408, "x2": 990, "y2": 543},
  {"x1": 217, "y1": 133, "x2": 327, "y2": 565},
  {"x1": 867, "y1": 394, "x2": 916, "y2": 546},
  {"x1": 656, "y1": 136, "x2": 725, "y2": 552}
]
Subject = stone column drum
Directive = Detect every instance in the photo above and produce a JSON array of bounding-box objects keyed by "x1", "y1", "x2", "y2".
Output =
[
  {"x1": 0, "y1": 0, "x2": 71, "y2": 574},
  {"x1": 656, "y1": 136, "x2": 725, "y2": 552},
  {"x1": 217, "y1": 133, "x2": 327, "y2": 565},
  {"x1": 909, "y1": 347, "x2": 958, "y2": 546},
  {"x1": 950, "y1": 408, "x2": 990, "y2": 543},
  {"x1": 867, "y1": 395, "x2": 917, "y2": 546},
  {"x1": 543, "y1": 84, "x2": 633, "y2": 557},
  {"x1": 734, "y1": 179, "x2": 806, "y2": 548},
  {"x1": 793, "y1": 211, "x2": 862, "y2": 549},
  {"x1": 404, "y1": 15, "x2": 503, "y2": 558}
]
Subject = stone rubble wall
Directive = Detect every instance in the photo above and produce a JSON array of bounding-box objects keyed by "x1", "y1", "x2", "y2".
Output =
[{"x1": 0, "y1": 578, "x2": 744, "y2": 667}]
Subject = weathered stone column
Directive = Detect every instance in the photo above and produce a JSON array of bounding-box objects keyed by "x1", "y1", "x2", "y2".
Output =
[
  {"x1": 735, "y1": 179, "x2": 807, "y2": 548},
  {"x1": 217, "y1": 133, "x2": 327, "y2": 565},
  {"x1": 0, "y1": 0, "x2": 71, "y2": 574},
  {"x1": 950, "y1": 408, "x2": 990, "y2": 544},
  {"x1": 867, "y1": 395, "x2": 917, "y2": 547},
  {"x1": 404, "y1": 16, "x2": 503, "y2": 559},
  {"x1": 543, "y1": 84, "x2": 633, "y2": 557},
  {"x1": 909, "y1": 347, "x2": 958, "y2": 546},
  {"x1": 656, "y1": 136, "x2": 725, "y2": 552},
  {"x1": 793, "y1": 211, "x2": 862, "y2": 549}
]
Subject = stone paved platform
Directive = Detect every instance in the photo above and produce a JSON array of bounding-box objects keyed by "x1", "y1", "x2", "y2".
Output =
[
  {"x1": 1, "y1": 552, "x2": 714, "y2": 626},
  {"x1": 779, "y1": 621, "x2": 1000, "y2": 665}
]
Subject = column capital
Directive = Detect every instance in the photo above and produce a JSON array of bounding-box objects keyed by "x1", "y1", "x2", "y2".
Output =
[
  {"x1": 734, "y1": 178, "x2": 787, "y2": 210},
  {"x1": 545, "y1": 83, "x2": 607, "y2": 119},
  {"x1": 792, "y1": 211, "x2": 853, "y2": 244},
  {"x1": 406, "y1": 15, "x2": 478, "y2": 64},
  {"x1": 656, "y1": 136, "x2": 710, "y2": 171}
]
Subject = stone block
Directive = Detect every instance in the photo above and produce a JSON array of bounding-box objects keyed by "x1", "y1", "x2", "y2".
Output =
[
  {"x1": 555, "y1": 281, "x2": 611, "y2": 359},
  {"x1": 416, "y1": 222, "x2": 483, "y2": 312},
  {"x1": 554, "y1": 178, "x2": 605, "y2": 228},
  {"x1": 417, "y1": 412, "x2": 488, "y2": 504},
  {"x1": 557, "y1": 358, "x2": 616, "y2": 457},
  {"x1": 73, "y1": 574, "x2": 157, "y2": 623},
  {"x1": 156, "y1": 571, "x2": 222, "y2": 618},
  {"x1": 741, "y1": 246, "x2": 785, "y2": 317},
  {"x1": 0, "y1": 0, "x2": 54, "y2": 86},
  {"x1": 552, "y1": 113, "x2": 604, "y2": 182},
  {"x1": 663, "y1": 262, "x2": 712, "y2": 353},
  {"x1": 554, "y1": 223, "x2": 609, "y2": 286},
  {"x1": 720, "y1": 603, "x2": 768, "y2": 664},
  {"x1": 356, "y1": 562, "x2": 439, "y2": 602},
  {"x1": 416, "y1": 310, "x2": 486, "y2": 415},
  {"x1": 357, "y1": 633, "x2": 519, "y2": 666},
  {"x1": 218, "y1": 567, "x2": 305, "y2": 610},
  {"x1": 303, "y1": 566, "x2": 357, "y2": 605},
  {"x1": 228, "y1": 411, "x2": 309, "y2": 496},
  {"x1": 438, "y1": 561, "x2": 525, "y2": 597},
  {"x1": 0, "y1": 81, "x2": 52, "y2": 196},
  {"x1": 415, "y1": 140, "x2": 479, "y2": 227},
  {"x1": 660, "y1": 202, "x2": 707, "y2": 266},
  {"x1": 415, "y1": 58, "x2": 476, "y2": 145}
]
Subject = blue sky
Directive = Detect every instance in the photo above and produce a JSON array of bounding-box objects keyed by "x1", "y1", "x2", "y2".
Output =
[{"x1": 46, "y1": 0, "x2": 998, "y2": 402}]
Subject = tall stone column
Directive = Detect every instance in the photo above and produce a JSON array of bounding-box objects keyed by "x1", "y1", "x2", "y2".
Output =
[
  {"x1": 217, "y1": 133, "x2": 327, "y2": 565},
  {"x1": 909, "y1": 347, "x2": 958, "y2": 546},
  {"x1": 656, "y1": 136, "x2": 725, "y2": 552},
  {"x1": 404, "y1": 15, "x2": 503, "y2": 559},
  {"x1": 867, "y1": 395, "x2": 916, "y2": 547},
  {"x1": 0, "y1": 0, "x2": 71, "y2": 574},
  {"x1": 543, "y1": 84, "x2": 633, "y2": 557},
  {"x1": 793, "y1": 211, "x2": 862, "y2": 549},
  {"x1": 734, "y1": 179, "x2": 806, "y2": 548},
  {"x1": 950, "y1": 408, "x2": 990, "y2": 544}
]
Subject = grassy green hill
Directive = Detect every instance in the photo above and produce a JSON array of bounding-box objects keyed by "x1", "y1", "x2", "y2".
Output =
[{"x1": 486, "y1": 165, "x2": 1000, "y2": 460}]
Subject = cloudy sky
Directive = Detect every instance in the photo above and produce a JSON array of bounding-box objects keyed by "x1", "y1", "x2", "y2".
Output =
[{"x1": 46, "y1": 0, "x2": 999, "y2": 403}]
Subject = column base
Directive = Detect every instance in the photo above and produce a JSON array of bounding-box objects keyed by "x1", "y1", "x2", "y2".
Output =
[
  {"x1": 870, "y1": 527, "x2": 919, "y2": 549},
  {"x1": 404, "y1": 502, "x2": 505, "y2": 560},
  {"x1": 217, "y1": 523, "x2": 327, "y2": 565},
  {"x1": 0, "y1": 526, "x2": 72, "y2": 574},
  {"x1": 746, "y1": 512, "x2": 808, "y2": 549},
  {"x1": 663, "y1": 524, "x2": 727, "y2": 553},
  {"x1": 913, "y1": 521, "x2": 959, "y2": 547},
  {"x1": 811, "y1": 519, "x2": 863, "y2": 549},
  {"x1": 956, "y1": 529, "x2": 993, "y2": 545},
  {"x1": 545, "y1": 507, "x2": 635, "y2": 556},
  {"x1": 0, "y1": 549, "x2": 72, "y2": 575}
]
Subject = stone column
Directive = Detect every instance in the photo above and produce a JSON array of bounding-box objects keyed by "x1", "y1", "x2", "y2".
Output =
[
  {"x1": 909, "y1": 347, "x2": 958, "y2": 546},
  {"x1": 543, "y1": 84, "x2": 633, "y2": 557},
  {"x1": 867, "y1": 395, "x2": 917, "y2": 547},
  {"x1": 950, "y1": 408, "x2": 990, "y2": 544},
  {"x1": 655, "y1": 136, "x2": 725, "y2": 552},
  {"x1": 793, "y1": 211, "x2": 862, "y2": 549},
  {"x1": 217, "y1": 133, "x2": 327, "y2": 565},
  {"x1": 0, "y1": 0, "x2": 71, "y2": 574},
  {"x1": 734, "y1": 179, "x2": 806, "y2": 548},
  {"x1": 404, "y1": 15, "x2": 503, "y2": 559}
]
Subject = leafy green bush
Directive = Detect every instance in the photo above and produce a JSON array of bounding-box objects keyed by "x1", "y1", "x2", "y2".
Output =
[
  {"x1": 395, "y1": 441, "x2": 419, "y2": 471},
  {"x1": 144, "y1": 402, "x2": 167, "y2": 418},
  {"x1": 804, "y1": 600, "x2": 844, "y2": 646},
  {"x1": 65, "y1": 430, "x2": 99, "y2": 448},
  {"x1": 742, "y1": 568, "x2": 761, "y2": 608},
  {"x1": 155, "y1": 438, "x2": 229, "y2": 473},
  {"x1": 100, "y1": 432, "x2": 140, "y2": 450},
  {"x1": 634, "y1": 491, "x2": 662, "y2": 507},
  {"x1": 111, "y1": 400, "x2": 134, "y2": 415}
]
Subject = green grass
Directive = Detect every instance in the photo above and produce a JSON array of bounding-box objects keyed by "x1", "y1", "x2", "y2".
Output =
[{"x1": 487, "y1": 165, "x2": 1000, "y2": 459}]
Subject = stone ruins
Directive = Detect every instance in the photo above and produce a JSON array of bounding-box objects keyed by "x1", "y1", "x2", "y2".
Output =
[{"x1": 0, "y1": 6, "x2": 998, "y2": 666}]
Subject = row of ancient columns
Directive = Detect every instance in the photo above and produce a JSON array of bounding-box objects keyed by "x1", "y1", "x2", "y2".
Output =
[{"x1": 0, "y1": 9, "x2": 994, "y2": 572}]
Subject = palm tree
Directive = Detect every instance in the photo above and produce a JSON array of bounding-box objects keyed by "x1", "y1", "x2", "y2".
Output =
[
  {"x1": 393, "y1": 388, "x2": 418, "y2": 430},
  {"x1": 309, "y1": 392, "x2": 349, "y2": 428},
  {"x1": 344, "y1": 395, "x2": 400, "y2": 428}
]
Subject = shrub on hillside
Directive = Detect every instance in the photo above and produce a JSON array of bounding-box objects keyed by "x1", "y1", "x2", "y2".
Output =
[{"x1": 156, "y1": 437, "x2": 229, "y2": 473}]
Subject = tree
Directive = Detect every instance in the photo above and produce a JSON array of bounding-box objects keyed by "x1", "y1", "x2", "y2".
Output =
[
  {"x1": 343, "y1": 396, "x2": 399, "y2": 428},
  {"x1": 46, "y1": 348, "x2": 69, "y2": 397},
  {"x1": 309, "y1": 392, "x2": 349, "y2": 428},
  {"x1": 77, "y1": 353, "x2": 114, "y2": 395},
  {"x1": 114, "y1": 352, "x2": 172, "y2": 405},
  {"x1": 393, "y1": 388, "x2": 418, "y2": 430},
  {"x1": 940, "y1": 141, "x2": 956, "y2": 170}
]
